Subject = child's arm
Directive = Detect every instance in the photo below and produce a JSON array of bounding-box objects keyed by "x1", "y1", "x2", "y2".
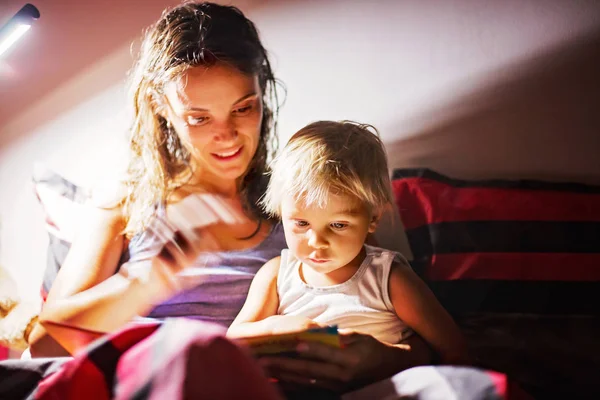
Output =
[
  {"x1": 228, "y1": 257, "x2": 324, "y2": 338},
  {"x1": 389, "y1": 259, "x2": 471, "y2": 365},
  {"x1": 227, "y1": 257, "x2": 282, "y2": 338}
]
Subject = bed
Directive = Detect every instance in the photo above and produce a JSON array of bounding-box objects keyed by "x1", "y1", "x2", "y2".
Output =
[{"x1": 1, "y1": 166, "x2": 598, "y2": 399}]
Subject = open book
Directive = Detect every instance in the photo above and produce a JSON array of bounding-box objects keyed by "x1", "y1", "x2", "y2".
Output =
[{"x1": 236, "y1": 326, "x2": 341, "y2": 357}]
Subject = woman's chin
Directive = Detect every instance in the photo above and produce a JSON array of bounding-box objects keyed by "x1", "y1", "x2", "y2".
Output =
[{"x1": 213, "y1": 165, "x2": 248, "y2": 182}]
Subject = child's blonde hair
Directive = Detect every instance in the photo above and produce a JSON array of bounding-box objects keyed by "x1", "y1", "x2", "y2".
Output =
[{"x1": 262, "y1": 120, "x2": 393, "y2": 216}]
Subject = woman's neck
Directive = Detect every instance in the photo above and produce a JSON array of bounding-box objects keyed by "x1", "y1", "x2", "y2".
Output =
[{"x1": 184, "y1": 173, "x2": 239, "y2": 199}]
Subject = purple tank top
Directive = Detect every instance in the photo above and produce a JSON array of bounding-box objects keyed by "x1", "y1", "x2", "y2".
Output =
[{"x1": 125, "y1": 222, "x2": 286, "y2": 327}]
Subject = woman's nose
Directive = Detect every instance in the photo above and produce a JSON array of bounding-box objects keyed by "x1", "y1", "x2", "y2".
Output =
[{"x1": 213, "y1": 118, "x2": 237, "y2": 142}]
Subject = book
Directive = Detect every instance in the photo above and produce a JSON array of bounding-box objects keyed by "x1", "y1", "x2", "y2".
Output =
[{"x1": 237, "y1": 326, "x2": 341, "y2": 357}]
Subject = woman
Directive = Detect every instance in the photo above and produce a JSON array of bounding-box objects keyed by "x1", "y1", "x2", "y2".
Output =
[{"x1": 28, "y1": 2, "x2": 434, "y2": 394}]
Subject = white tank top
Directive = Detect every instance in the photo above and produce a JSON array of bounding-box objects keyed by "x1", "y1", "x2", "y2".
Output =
[{"x1": 277, "y1": 245, "x2": 413, "y2": 344}]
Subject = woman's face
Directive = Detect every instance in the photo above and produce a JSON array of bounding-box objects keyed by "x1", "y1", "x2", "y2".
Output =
[{"x1": 163, "y1": 63, "x2": 263, "y2": 187}]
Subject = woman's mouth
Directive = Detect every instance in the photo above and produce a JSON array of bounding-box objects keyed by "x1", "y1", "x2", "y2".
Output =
[{"x1": 212, "y1": 146, "x2": 243, "y2": 161}]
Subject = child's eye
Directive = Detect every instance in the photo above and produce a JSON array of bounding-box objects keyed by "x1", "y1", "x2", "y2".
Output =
[
  {"x1": 294, "y1": 220, "x2": 309, "y2": 227},
  {"x1": 330, "y1": 222, "x2": 348, "y2": 230},
  {"x1": 233, "y1": 105, "x2": 252, "y2": 115},
  {"x1": 186, "y1": 115, "x2": 209, "y2": 126}
]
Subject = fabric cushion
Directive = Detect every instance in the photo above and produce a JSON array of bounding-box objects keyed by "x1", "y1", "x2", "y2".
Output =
[
  {"x1": 32, "y1": 165, "x2": 91, "y2": 301},
  {"x1": 391, "y1": 168, "x2": 600, "y2": 315},
  {"x1": 392, "y1": 168, "x2": 600, "y2": 397},
  {"x1": 34, "y1": 319, "x2": 282, "y2": 400}
]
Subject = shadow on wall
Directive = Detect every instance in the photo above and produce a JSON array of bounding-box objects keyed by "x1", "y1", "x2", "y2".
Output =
[{"x1": 386, "y1": 28, "x2": 600, "y2": 185}]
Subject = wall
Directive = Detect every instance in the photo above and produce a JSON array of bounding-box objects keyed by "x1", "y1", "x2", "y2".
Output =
[
  {"x1": 1, "y1": 0, "x2": 600, "y2": 301},
  {"x1": 0, "y1": 50, "x2": 132, "y2": 300}
]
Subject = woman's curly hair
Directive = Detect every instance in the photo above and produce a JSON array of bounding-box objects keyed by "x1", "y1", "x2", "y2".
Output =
[{"x1": 123, "y1": 2, "x2": 283, "y2": 237}]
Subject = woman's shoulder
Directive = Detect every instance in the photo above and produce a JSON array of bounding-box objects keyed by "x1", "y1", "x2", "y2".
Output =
[
  {"x1": 80, "y1": 182, "x2": 127, "y2": 236},
  {"x1": 261, "y1": 220, "x2": 286, "y2": 247},
  {"x1": 87, "y1": 179, "x2": 128, "y2": 210},
  {"x1": 78, "y1": 204, "x2": 125, "y2": 242}
]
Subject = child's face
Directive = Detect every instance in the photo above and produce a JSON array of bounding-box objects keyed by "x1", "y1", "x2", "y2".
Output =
[{"x1": 280, "y1": 192, "x2": 379, "y2": 274}]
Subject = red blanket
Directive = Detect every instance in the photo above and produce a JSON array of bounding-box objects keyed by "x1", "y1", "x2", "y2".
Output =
[
  {"x1": 34, "y1": 319, "x2": 280, "y2": 400},
  {"x1": 20, "y1": 318, "x2": 523, "y2": 400}
]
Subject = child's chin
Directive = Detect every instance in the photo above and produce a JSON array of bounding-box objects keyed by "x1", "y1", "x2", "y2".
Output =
[{"x1": 308, "y1": 263, "x2": 340, "y2": 274}]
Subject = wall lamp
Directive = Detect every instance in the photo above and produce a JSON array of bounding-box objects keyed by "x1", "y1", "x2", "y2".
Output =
[{"x1": 0, "y1": 3, "x2": 40, "y2": 59}]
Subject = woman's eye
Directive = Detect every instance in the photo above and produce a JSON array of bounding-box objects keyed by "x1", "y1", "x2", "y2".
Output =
[
  {"x1": 294, "y1": 220, "x2": 309, "y2": 227},
  {"x1": 330, "y1": 222, "x2": 347, "y2": 230},
  {"x1": 233, "y1": 105, "x2": 252, "y2": 115},
  {"x1": 186, "y1": 115, "x2": 209, "y2": 126}
]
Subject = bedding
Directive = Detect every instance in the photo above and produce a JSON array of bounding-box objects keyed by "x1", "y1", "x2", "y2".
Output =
[
  {"x1": 32, "y1": 165, "x2": 128, "y2": 302},
  {"x1": 391, "y1": 168, "x2": 600, "y2": 397},
  {"x1": 391, "y1": 167, "x2": 600, "y2": 314},
  {"x1": 32, "y1": 164, "x2": 90, "y2": 301},
  {"x1": 0, "y1": 319, "x2": 515, "y2": 400},
  {"x1": 28, "y1": 165, "x2": 596, "y2": 397}
]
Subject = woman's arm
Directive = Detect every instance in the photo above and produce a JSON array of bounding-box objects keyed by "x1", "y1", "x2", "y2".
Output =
[
  {"x1": 388, "y1": 259, "x2": 470, "y2": 365},
  {"x1": 31, "y1": 204, "x2": 176, "y2": 356},
  {"x1": 258, "y1": 331, "x2": 432, "y2": 392}
]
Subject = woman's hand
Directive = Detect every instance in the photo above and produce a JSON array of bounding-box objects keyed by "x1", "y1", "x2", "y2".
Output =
[
  {"x1": 258, "y1": 331, "x2": 432, "y2": 393},
  {"x1": 142, "y1": 194, "x2": 251, "y2": 295}
]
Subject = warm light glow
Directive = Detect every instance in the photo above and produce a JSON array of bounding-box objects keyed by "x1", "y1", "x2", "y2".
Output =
[{"x1": 0, "y1": 23, "x2": 31, "y2": 58}]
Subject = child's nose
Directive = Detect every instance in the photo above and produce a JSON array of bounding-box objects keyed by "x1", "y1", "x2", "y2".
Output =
[{"x1": 307, "y1": 229, "x2": 328, "y2": 249}]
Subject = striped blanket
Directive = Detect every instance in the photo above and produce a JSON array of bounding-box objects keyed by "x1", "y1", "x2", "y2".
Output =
[{"x1": 0, "y1": 318, "x2": 526, "y2": 400}]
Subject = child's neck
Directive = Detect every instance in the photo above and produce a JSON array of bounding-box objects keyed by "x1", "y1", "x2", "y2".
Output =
[{"x1": 299, "y1": 247, "x2": 367, "y2": 287}]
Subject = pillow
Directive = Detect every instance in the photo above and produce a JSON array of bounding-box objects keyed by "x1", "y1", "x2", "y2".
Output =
[
  {"x1": 32, "y1": 165, "x2": 129, "y2": 302},
  {"x1": 392, "y1": 168, "x2": 600, "y2": 397},
  {"x1": 391, "y1": 168, "x2": 600, "y2": 315},
  {"x1": 32, "y1": 164, "x2": 92, "y2": 302}
]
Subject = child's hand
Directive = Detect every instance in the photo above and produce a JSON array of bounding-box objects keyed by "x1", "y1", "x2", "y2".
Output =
[
  {"x1": 265, "y1": 315, "x2": 325, "y2": 335},
  {"x1": 227, "y1": 316, "x2": 324, "y2": 339}
]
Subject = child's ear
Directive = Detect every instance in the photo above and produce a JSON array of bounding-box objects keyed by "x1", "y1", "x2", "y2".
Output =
[{"x1": 368, "y1": 208, "x2": 383, "y2": 233}]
